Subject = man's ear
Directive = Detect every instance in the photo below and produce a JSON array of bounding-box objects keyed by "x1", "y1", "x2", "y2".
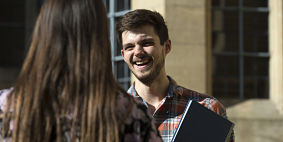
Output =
[
  {"x1": 121, "y1": 50, "x2": 124, "y2": 58},
  {"x1": 165, "y1": 40, "x2": 172, "y2": 55}
]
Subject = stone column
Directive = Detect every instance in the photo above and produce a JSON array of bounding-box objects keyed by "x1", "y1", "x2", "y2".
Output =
[
  {"x1": 132, "y1": 0, "x2": 165, "y2": 15},
  {"x1": 269, "y1": 0, "x2": 283, "y2": 113}
]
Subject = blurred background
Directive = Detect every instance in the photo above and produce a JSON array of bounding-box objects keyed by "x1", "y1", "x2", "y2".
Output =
[{"x1": 0, "y1": 0, "x2": 282, "y2": 141}]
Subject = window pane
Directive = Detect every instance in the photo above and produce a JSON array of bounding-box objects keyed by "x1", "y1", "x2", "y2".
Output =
[
  {"x1": 115, "y1": 17, "x2": 122, "y2": 56},
  {"x1": 103, "y1": 0, "x2": 109, "y2": 13},
  {"x1": 212, "y1": 0, "x2": 239, "y2": 7},
  {"x1": 213, "y1": 77, "x2": 239, "y2": 99},
  {"x1": 213, "y1": 56, "x2": 239, "y2": 77},
  {"x1": 116, "y1": 38, "x2": 123, "y2": 56},
  {"x1": 243, "y1": 0, "x2": 268, "y2": 7},
  {"x1": 115, "y1": 0, "x2": 130, "y2": 12},
  {"x1": 212, "y1": 10, "x2": 239, "y2": 52},
  {"x1": 244, "y1": 57, "x2": 269, "y2": 77},
  {"x1": 212, "y1": 56, "x2": 239, "y2": 98},
  {"x1": 0, "y1": 0, "x2": 28, "y2": 89},
  {"x1": 244, "y1": 56, "x2": 269, "y2": 98},
  {"x1": 116, "y1": 61, "x2": 127, "y2": 79},
  {"x1": 212, "y1": 0, "x2": 269, "y2": 99},
  {"x1": 108, "y1": 0, "x2": 131, "y2": 89},
  {"x1": 244, "y1": 78, "x2": 269, "y2": 98},
  {"x1": 243, "y1": 11, "x2": 268, "y2": 52},
  {"x1": 115, "y1": 61, "x2": 130, "y2": 90},
  {"x1": 0, "y1": 1, "x2": 25, "y2": 23},
  {"x1": 212, "y1": 0, "x2": 268, "y2": 7},
  {"x1": 0, "y1": 28, "x2": 25, "y2": 67}
]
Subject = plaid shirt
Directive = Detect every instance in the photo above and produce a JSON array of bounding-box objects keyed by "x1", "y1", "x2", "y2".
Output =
[{"x1": 128, "y1": 76, "x2": 235, "y2": 142}]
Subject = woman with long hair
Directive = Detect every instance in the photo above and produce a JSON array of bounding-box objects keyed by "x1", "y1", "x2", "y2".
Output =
[{"x1": 0, "y1": 0, "x2": 162, "y2": 141}]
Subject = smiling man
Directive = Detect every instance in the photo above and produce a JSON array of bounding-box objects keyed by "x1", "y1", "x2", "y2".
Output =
[
  {"x1": 121, "y1": 25, "x2": 167, "y2": 86},
  {"x1": 116, "y1": 9, "x2": 235, "y2": 142}
]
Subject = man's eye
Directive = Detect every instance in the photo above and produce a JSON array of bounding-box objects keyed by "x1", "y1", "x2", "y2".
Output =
[
  {"x1": 124, "y1": 45, "x2": 134, "y2": 51},
  {"x1": 143, "y1": 42, "x2": 154, "y2": 46}
]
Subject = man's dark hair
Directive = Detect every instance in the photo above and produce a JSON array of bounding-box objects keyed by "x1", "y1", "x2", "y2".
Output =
[{"x1": 116, "y1": 9, "x2": 169, "y2": 45}]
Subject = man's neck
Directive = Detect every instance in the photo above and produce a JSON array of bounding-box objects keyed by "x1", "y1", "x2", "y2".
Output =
[{"x1": 134, "y1": 73, "x2": 170, "y2": 111}]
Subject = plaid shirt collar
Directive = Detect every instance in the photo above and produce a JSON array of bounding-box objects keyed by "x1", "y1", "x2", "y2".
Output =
[
  {"x1": 127, "y1": 76, "x2": 175, "y2": 106},
  {"x1": 127, "y1": 76, "x2": 188, "y2": 142}
]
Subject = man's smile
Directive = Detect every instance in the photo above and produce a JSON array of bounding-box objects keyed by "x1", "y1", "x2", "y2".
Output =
[{"x1": 132, "y1": 58, "x2": 153, "y2": 70}]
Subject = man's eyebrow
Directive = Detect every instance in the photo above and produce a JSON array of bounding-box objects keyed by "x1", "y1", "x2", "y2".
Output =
[
  {"x1": 137, "y1": 38, "x2": 154, "y2": 44},
  {"x1": 141, "y1": 38, "x2": 154, "y2": 42}
]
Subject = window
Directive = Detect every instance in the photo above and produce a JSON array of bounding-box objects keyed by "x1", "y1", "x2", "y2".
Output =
[
  {"x1": 0, "y1": 1, "x2": 26, "y2": 67},
  {"x1": 0, "y1": 0, "x2": 43, "y2": 89},
  {"x1": 211, "y1": 0, "x2": 269, "y2": 99},
  {"x1": 0, "y1": 1, "x2": 27, "y2": 89},
  {"x1": 0, "y1": 1, "x2": 131, "y2": 90},
  {"x1": 104, "y1": 0, "x2": 131, "y2": 90}
]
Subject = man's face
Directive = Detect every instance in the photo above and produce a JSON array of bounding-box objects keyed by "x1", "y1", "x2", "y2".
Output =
[{"x1": 121, "y1": 25, "x2": 170, "y2": 84}]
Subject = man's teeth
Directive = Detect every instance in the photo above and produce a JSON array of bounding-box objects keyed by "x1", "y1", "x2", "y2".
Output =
[
  {"x1": 136, "y1": 62, "x2": 144, "y2": 65},
  {"x1": 136, "y1": 60, "x2": 149, "y2": 65}
]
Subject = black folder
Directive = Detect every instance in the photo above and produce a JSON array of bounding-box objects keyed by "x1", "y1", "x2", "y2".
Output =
[{"x1": 171, "y1": 100, "x2": 234, "y2": 142}]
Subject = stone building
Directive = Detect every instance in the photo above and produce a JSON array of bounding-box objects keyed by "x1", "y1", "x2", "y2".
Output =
[{"x1": 0, "y1": 0, "x2": 282, "y2": 141}]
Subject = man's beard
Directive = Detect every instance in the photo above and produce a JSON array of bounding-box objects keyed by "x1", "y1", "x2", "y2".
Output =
[{"x1": 132, "y1": 54, "x2": 165, "y2": 85}]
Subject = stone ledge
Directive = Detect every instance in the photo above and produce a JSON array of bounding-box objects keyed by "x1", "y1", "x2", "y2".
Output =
[
  {"x1": 226, "y1": 99, "x2": 283, "y2": 142},
  {"x1": 227, "y1": 99, "x2": 283, "y2": 120}
]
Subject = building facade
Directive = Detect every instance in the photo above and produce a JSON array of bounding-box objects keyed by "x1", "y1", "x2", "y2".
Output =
[
  {"x1": 0, "y1": 0, "x2": 282, "y2": 141},
  {"x1": 130, "y1": 0, "x2": 283, "y2": 142}
]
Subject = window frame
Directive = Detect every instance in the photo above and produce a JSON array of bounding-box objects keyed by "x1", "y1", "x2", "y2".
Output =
[
  {"x1": 211, "y1": 0, "x2": 270, "y2": 99},
  {"x1": 105, "y1": 0, "x2": 131, "y2": 90}
]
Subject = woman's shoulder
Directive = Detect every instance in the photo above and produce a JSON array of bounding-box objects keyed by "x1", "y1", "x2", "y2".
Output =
[
  {"x1": 116, "y1": 92, "x2": 162, "y2": 142},
  {"x1": 116, "y1": 92, "x2": 151, "y2": 121}
]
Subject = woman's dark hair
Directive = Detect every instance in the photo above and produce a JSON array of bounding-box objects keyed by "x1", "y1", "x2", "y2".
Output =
[
  {"x1": 116, "y1": 9, "x2": 169, "y2": 45},
  {"x1": 2, "y1": 0, "x2": 129, "y2": 141}
]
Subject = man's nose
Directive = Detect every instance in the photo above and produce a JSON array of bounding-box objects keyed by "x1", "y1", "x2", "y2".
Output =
[{"x1": 134, "y1": 45, "x2": 145, "y2": 57}]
